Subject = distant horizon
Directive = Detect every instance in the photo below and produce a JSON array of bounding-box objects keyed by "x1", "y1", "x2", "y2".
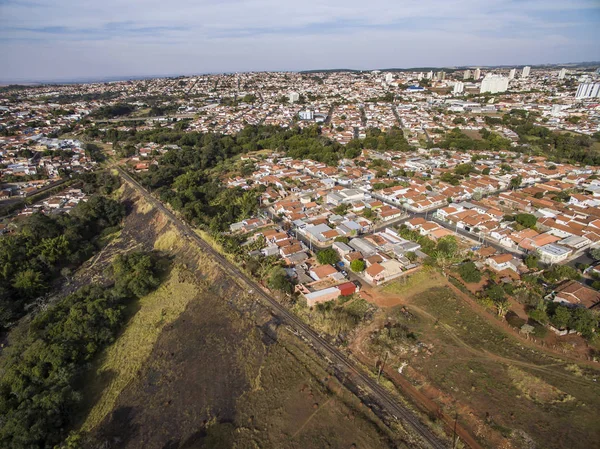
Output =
[
  {"x1": 1, "y1": 60, "x2": 598, "y2": 86},
  {"x1": 2, "y1": 0, "x2": 599, "y2": 84}
]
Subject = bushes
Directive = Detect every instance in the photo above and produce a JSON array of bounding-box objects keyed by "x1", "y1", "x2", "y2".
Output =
[{"x1": 0, "y1": 252, "x2": 162, "y2": 449}]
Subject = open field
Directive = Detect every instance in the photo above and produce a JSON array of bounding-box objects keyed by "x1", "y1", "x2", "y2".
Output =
[
  {"x1": 75, "y1": 185, "x2": 412, "y2": 449},
  {"x1": 354, "y1": 272, "x2": 600, "y2": 449}
]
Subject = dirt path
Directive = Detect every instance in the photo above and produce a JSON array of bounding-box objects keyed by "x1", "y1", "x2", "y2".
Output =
[
  {"x1": 291, "y1": 397, "x2": 334, "y2": 439},
  {"x1": 348, "y1": 319, "x2": 483, "y2": 449}
]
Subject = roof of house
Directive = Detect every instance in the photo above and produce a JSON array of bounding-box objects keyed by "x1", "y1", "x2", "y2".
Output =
[
  {"x1": 555, "y1": 280, "x2": 600, "y2": 309},
  {"x1": 489, "y1": 253, "x2": 513, "y2": 264},
  {"x1": 311, "y1": 264, "x2": 337, "y2": 279},
  {"x1": 365, "y1": 262, "x2": 385, "y2": 277},
  {"x1": 366, "y1": 254, "x2": 384, "y2": 264}
]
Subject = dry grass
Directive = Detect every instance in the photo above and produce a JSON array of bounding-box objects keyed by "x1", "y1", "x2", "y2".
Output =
[
  {"x1": 507, "y1": 366, "x2": 574, "y2": 404},
  {"x1": 136, "y1": 200, "x2": 153, "y2": 215},
  {"x1": 81, "y1": 265, "x2": 200, "y2": 431},
  {"x1": 153, "y1": 229, "x2": 181, "y2": 251},
  {"x1": 380, "y1": 267, "x2": 445, "y2": 299}
]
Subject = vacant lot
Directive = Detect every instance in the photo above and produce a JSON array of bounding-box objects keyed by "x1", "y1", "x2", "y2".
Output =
[
  {"x1": 357, "y1": 276, "x2": 600, "y2": 449},
  {"x1": 78, "y1": 186, "x2": 410, "y2": 449}
]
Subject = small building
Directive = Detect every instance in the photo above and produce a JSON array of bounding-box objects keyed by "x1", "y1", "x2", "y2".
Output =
[
  {"x1": 486, "y1": 253, "x2": 515, "y2": 272},
  {"x1": 538, "y1": 243, "x2": 572, "y2": 264}
]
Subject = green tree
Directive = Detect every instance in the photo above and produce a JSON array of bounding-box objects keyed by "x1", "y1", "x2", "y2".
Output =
[
  {"x1": 515, "y1": 213, "x2": 536, "y2": 229},
  {"x1": 334, "y1": 236, "x2": 350, "y2": 244},
  {"x1": 524, "y1": 254, "x2": 539, "y2": 270},
  {"x1": 458, "y1": 262, "x2": 482, "y2": 283},
  {"x1": 12, "y1": 269, "x2": 45, "y2": 298},
  {"x1": 551, "y1": 305, "x2": 571, "y2": 329},
  {"x1": 317, "y1": 248, "x2": 340, "y2": 265},
  {"x1": 268, "y1": 266, "x2": 292, "y2": 293},
  {"x1": 495, "y1": 298, "x2": 510, "y2": 317},
  {"x1": 569, "y1": 307, "x2": 598, "y2": 338},
  {"x1": 111, "y1": 253, "x2": 160, "y2": 297},
  {"x1": 350, "y1": 259, "x2": 366, "y2": 272},
  {"x1": 485, "y1": 284, "x2": 505, "y2": 302},
  {"x1": 454, "y1": 163, "x2": 473, "y2": 176},
  {"x1": 362, "y1": 207, "x2": 374, "y2": 219},
  {"x1": 543, "y1": 265, "x2": 581, "y2": 282},
  {"x1": 436, "y1": 235, "x2": 458, "y2": 257},
  {"x1": 528, "y1": 308, "x2": 549, "y2": 324},
  {"x1": 590, "y1": 247, "x2": 600, "y2": 260},
  {"x1": 509, "y1": 175, "x2": 522, "y2": 190}
]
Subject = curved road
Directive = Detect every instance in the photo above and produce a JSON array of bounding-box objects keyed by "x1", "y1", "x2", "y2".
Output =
[{"x1": 116, "y1": 166, "x2": 449, "y2": 449}]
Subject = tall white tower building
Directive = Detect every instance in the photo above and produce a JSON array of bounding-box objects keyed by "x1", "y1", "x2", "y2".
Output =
[
  {"x1": 453, "y1": 82, "x2": 464, "y2": 94},
  {"x1": 385, "y1": 73, "x2": 393, "y2": 84},
  {"x1": 480, "y1": 75, "x2": 509, "y2": 94},
  {"x1": 576, "y1": 83, "x2": 600, "y2": 99},
  {"x1": 522, "y1": 66, "x2": 531, "y2": 78},
  {"x1": 473, "y1": 68, "x2": 481, "y2": 80},
  {"x1": 558, "y1": 68, "x2": 567, "y2": 80},
  {"x1": 463, "y1": 70, "x2": 471, "y2": 80},
  {"x1": 426, "y1": 71, "x2": 433, "y2": 80},
  {"x1": 508, "y1": 69, "x2": 516, "y2": 80}
]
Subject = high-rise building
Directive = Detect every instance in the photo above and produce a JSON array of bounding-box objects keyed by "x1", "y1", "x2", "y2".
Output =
[
  {"x1": 575, "y1": 83, "x2": 600, "y2": 99},
  {"x1": 453, "y1": 82, "x2": 464, "y2": 94},
  {"x1": 436, "y1": 71, "x2": 446, "y2": 81},
  {"x1": 473, "y1": 68, "x2": 481, "y2": 80},
  {"x1": 289, "y1": 92, "x2": 300, "y2": 103},
  {"x1": 426, "y1": 71, "x2": 433, "y2": 79},
  {"x1": 480, "y1": 75, "x2": 509, "y2": 94},
  {"x1": 417, "y1": 72, "x2": 424, "y2": 80},
  {"x1": 508, "y1": 69, "x2": 516, "y2": 80},
  {"x1": 385, "y1": 73, "x2": 393, "y2": 84},
  {"x1": 522, "y1": 66, "x2": 531, "y2": 78},
  {"x1": 558, "y1": 68, "x2": 567, "y2": 80},
  {"x1": 463, "y1": 70, "x2": 471, "y2": 80}
]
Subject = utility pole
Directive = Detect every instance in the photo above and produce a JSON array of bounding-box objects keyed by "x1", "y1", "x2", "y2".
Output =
[
  {"x1": 377, "y1": 351, "x2": 389, "y2": 383},
  {"x1": 452, "y1": 412, "x2": 459, "y2": 449}
]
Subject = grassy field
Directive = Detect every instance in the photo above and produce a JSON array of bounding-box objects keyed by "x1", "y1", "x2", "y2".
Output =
[
  {"x1": 375, "y1": 286, "x2": 600, "y2": 449},
  {"x1": 381, "y1": 267, "x2": 446, "y2": 297}
]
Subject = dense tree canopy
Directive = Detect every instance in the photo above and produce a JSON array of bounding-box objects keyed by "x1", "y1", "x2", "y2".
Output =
[
  {"x1": 0, "y1": 252, "x2": 162, "y2": 449},
  {"x1": 0, "y1": 195, "x2": 125, "y2": 328}
]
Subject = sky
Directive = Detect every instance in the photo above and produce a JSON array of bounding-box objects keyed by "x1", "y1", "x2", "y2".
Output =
[{"x1": 1, "y1": 0, "x2": 599, "y2": 82}]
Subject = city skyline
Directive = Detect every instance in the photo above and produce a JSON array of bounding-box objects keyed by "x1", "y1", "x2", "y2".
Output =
[{"x1": 1, "y1": 0, "x2": 599, "y2": 82}]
